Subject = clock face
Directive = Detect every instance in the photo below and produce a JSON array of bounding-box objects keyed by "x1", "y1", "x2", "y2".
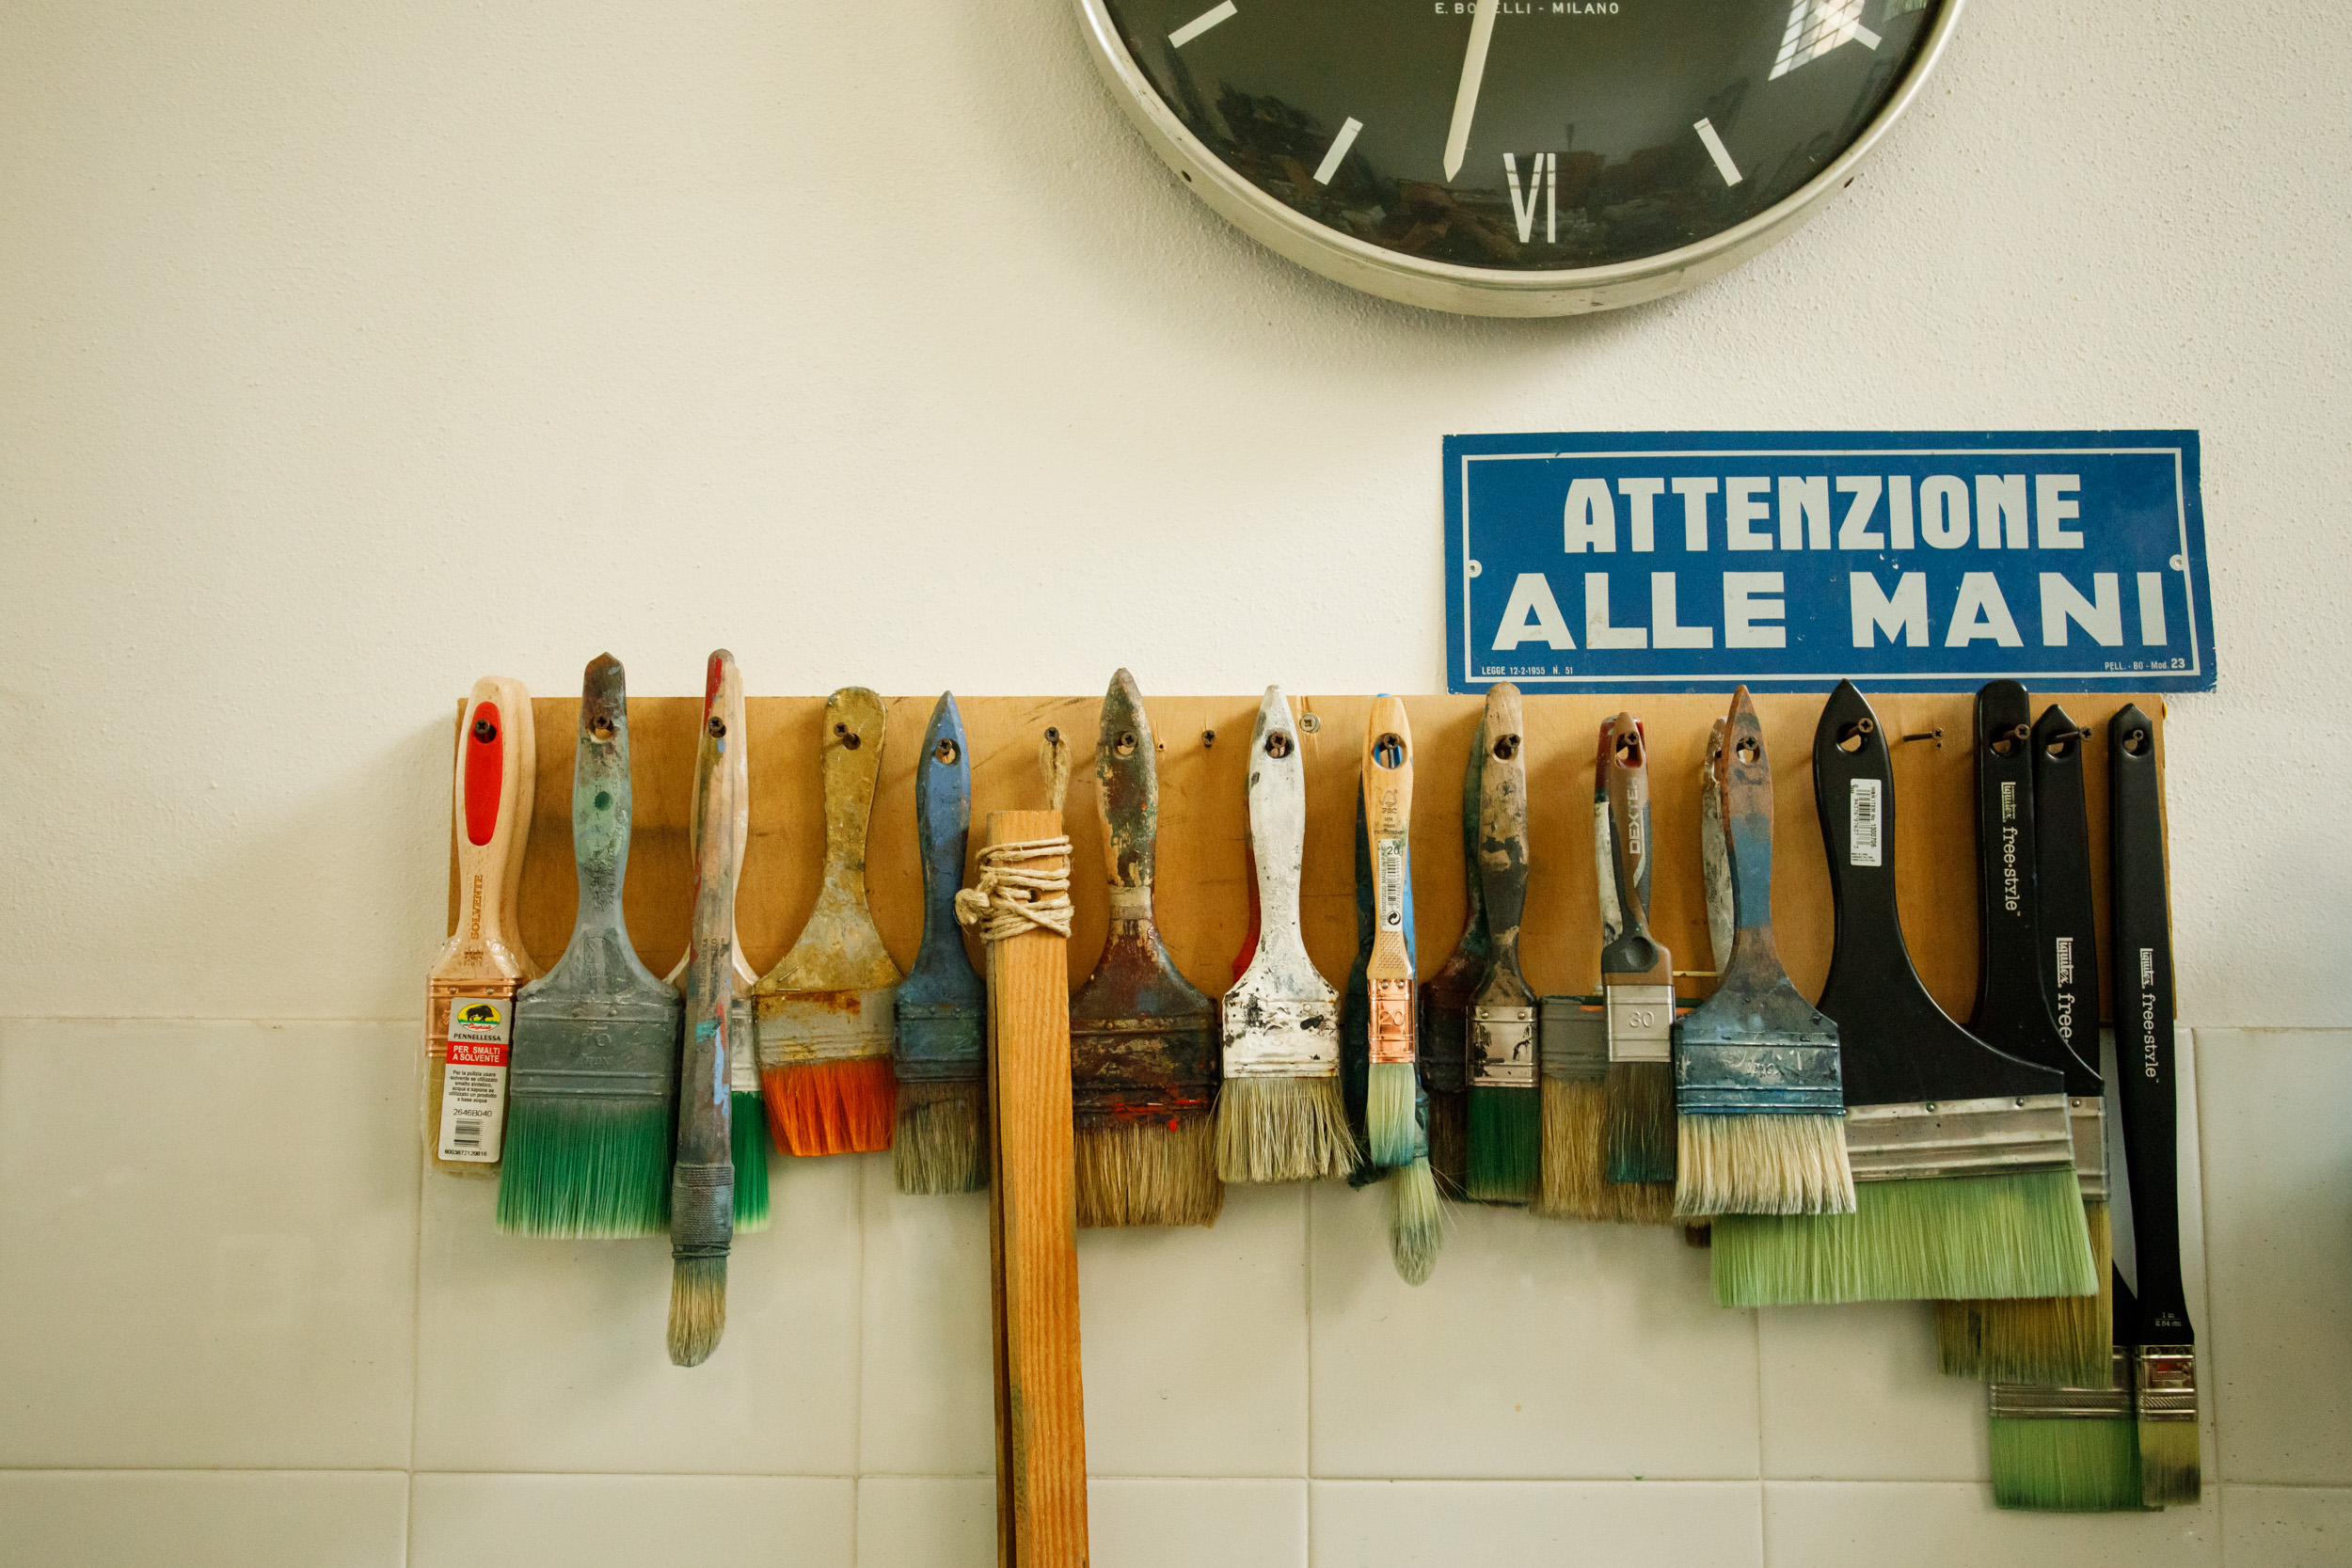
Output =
[{"x1": 1092, "y1": 0, "x2": 1945, "y2": 275}]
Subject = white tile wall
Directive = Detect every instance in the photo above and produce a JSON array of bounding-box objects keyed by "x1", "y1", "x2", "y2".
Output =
[{"x1": 0, "y1": 1019, "x2": 2343, "y2": 1567}]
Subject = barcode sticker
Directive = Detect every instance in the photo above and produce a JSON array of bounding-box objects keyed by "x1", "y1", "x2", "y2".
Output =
[
  {"x1": 1376, "y1": 837, "x2": 1406, "y2": 930},
  {"x1": 1848, "y1": 778, "x2": 1883, "y2": 867},
  {"x1": 439, "y1": 995, "x2": 510, "y2": 1162}
]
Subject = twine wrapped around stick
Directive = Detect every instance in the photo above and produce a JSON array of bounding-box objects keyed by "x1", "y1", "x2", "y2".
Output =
[{"x1": 954, "y1": 837, "x2": 1073, "y2": 942}]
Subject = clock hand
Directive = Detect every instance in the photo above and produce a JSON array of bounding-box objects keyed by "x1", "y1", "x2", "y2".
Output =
[{"x1": 1442, "y1": 0, "x2": 1501, "y2": 181}]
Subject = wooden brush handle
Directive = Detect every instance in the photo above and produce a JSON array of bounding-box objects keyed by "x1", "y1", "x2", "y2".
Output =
[
  {"x1": 566, "y1": 655, "x2": 634, "y2": 943},
  {"x1": 1243, "y1": 687, "x2": 1314, "y2": 979},
  {"x1": 677, "y1": 656, "x2": 742, "y2": 1177},
  {"x1": 1473, "y1": 683, "x2": 1530, "y2": 998},
  {"x1": 818, "y1": 686, "x2": 889, "y2": 890},
  {"x1": 2109, "y1": 702, "x2": 2189, "y2": 1338},
  {"x1": 1717, "y1": 688, "x2": 1781, "y2": 973},
  {"x1": 668, "y1": 653, "x2": 756, "y2": 990},
  {"x1": 1602, "y1": 712, "x2": 1670, "y2": 982},
  {"x1": 2031, "y1": 704, "x2": 2102, "y2": 1091},
  {"x1": 498, "y1": 677, "x2": 542, "y2": 979},
  {"x1": 1594, "y1": 720, "x2": 1625, "y2": 947},
  {"x1": 1361, "y1": 695, "x2": 1416, "y2": 1064},
  {"x1": 441, "y1": 675, "x2": 532, "y2": 980},
  {"x1": 906, "y1": 691, "x2": 983, "y2": 1000},
  {"x1": 1701, "y1": 718, "x2": 1734, "y2": 973},
  {"x1": 1094, "y1": 668, "x2": 1160, "y2": 901}
]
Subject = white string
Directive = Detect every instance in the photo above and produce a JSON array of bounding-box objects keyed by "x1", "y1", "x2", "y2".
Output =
[{"x1": 954, "y1": 835, "x2": 1073, "y2": 942}]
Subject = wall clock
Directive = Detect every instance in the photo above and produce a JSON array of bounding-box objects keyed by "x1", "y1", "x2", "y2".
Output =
[{"x1": 1075, "y1": 0, "x2": 1963, "y2": 315}]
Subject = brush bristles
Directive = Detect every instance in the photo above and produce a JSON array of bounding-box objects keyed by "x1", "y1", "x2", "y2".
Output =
[
  {"x1": 730, "y1": 1092, "x2": 772, "y2": 1232},
  {"x1": 1216, "y1": 1076, "x2": 1357, "y2": 1184},
  {"x1": 1711, "y1": 1169, "x2": 2098, "y2": 1307},
  {"x1": 494, "y1": 1100, "x2": 672, "y2": 1239},
  {"x1": 2137, "y1": 1416, "x2": 2201, "y2": 1507},
  {"x1": 893, "y1": 1079, "x2": 988, "y2": 1195},
  {"x1": 1604, "y1": 1062, "x2": 1676, "y2": 1184},
  {"x1": 1935, "y1": 1203, "x2": 2111, "y2": 1385},
  {"x1": 1534, "y1": 1079, "x2": 1676, "y2": 1225},
  {"x1": 1466, "y1": 1085, "x2": 1539, "y2": 1204},
  {"x1": 763, "y1": 1056, "x2": 896, "y2": 1156},
  {"x1": 1075, "y1": 1116, "x2": 1223, "y2": 1227},
  {"x1": 1991, "y1": 1415, "x2": 2143, "y2": 1512},
  {"x1": 1365, "y1": 1063, "x2": 1419, "y2": 1167},
  {"x1": 1674, "y1": 1113, "x2": 1856, "y2": 1218},
  {"x1": 1426, "y1": 1089, "x2": 1468, "y2": 1196},
  {"x1": 1391, "y1": 1156, "x2": 1443, "y2": 1285},
  {"x1": 667, "y1": 1254, "x2": 727, "y2": 1368}
]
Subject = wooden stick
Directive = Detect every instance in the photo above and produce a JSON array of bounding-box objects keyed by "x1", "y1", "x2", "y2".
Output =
[{"x1": 984, "y1": 808, "x2": 1087, "y2": 1567}]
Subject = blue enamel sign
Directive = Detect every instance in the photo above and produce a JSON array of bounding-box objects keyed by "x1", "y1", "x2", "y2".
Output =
[{"x1": 1442, "y1": 432, "x2": 2214, "y2": 694}]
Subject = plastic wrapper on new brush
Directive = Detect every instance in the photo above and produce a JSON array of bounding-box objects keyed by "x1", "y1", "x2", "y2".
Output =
[
  {"x1": 670, "y1": 654, "x2": 743, "y2": 1369},
  {"x1": 753, "y1": 687, "x2": 902, "y2": 1157},
  {"x1": 1600, "y1": 713, "x2": 1677, "y2": 1190},
  {"x1": 1670, "y1": 687, "x2": 1853, "y2": 1221},
  {"x1": 1710, "y1": 683, "x2": 2095, "y2": 1309},
  {"x1": 895, "y1": 693, "x2": 990, "y2": 1196},
  {"x1": 1415, "y1": 721, "x2": 1491, "y2": 1198},
  {"x1": 498, "y1": 656, "x2": 681, "y2": 1239},
  {"x1": 1465, "y1": 684, "x2": 1539, "y2": 1206},
  {"x1": 1360, "y1": 695, "x2": 1421, "y2": 1169},
  {"x1": 662, "y1": 652, "x2": 767, "y2": 1230},
  {"x1": 425, "y1": 674, "x2": 534, "y2": 1179},
  {"x1": 1216, "y1": 688, "x2": 1353, "y2": 1185},
  {"x1": 2110, "y1": 702, "x2": 2200, "y2": 1508},
  {"x1": 1069, "y1": 670, "x2": 1223, "y2": 1227},
  {"x1": 1935, "y1": 686, "x2": 2112, "y2": 1386}
]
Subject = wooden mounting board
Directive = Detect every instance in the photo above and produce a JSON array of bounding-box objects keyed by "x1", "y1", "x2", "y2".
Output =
[{"x1": 453, "y1": 691, "x2": 2167, "y2": 1029}]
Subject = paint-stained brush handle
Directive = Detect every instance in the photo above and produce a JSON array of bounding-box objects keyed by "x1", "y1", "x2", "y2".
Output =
[
  {"x1": 1473, "y1": 685, "x2": 1530, "y2": 993},
  {"x1": 1595, "y1": 721, "x2": 1626, "y2": 948},
  {"x1": 563, "y1": 656, "x2": 635, "y2": 954},
  {"x1": 2109, "y1": 704, "x2": 2189, "y2": 1338},
  {"x1": 1716, "y1": 689, "x2": 1784, "y2": 974},
  {"x1": 1096, "y1": 669, "x2": 1163, "y2": 904},
  {"x1": 1242, "y1": 687, "x2": 1316, "y2": 982},
  {"x1": 675, "y1": 659, "x2": 741, "y2": 1246},
  {"x1": 1361, "y1": 696, "x2": 1416, "y2": 1068},
  {"x1": 1701, "y1": 719, "x2": 1734, "y2": 973},
  {"x1": 903, "y1": 693, "x2": 984, "y2": 1000},
  {"x1": 670, "y1": 655, "x2": 757, "y2": 991},
  {"x1": 819, "y1": 686, "x2": 890, "y2": 890},
  {"x1": 1602, "y1": 715, "x2": 1668, "y2": 980}
]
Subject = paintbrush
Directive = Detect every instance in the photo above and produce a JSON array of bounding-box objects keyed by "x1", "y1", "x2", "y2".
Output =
[
  {"x1": 1341, "y1": 781, "x2": 1381, "y2": 1189},
  {"x1": 662, "y1": 654, "x2": 767, "y2": 1229},
  {"x1": 1387, "y1": 825, "x2": 1443, "y2": 1284},
  {"x1": 427, "y1": 675, "x2": 535, "y2": 1177},
  {"x1": 1465, "y1": 684, "x2": 1539, "y2": 1205},
  {"x1": 1671, "y1": 687, "x2": 1853, "y2": 1218},
  {"x1": 1416, "y1": 723, "x2": 1491, "y2": 1196},
  {"x1": 1361, "y1": 695, "x2": 1421, "y2": 1168},
  {"x1": 1601, "y1": 713, "x2": 1677, "y2": 1188},
  {"x1": 1711, "y1": 682, "x2": 2095, "y2": 1306},
  {"x1": 1936, "y1": 687, "x2": 2112, "y2": 1384},
  {"x1": 1069, "y1": 670, "x2": 1222, "y2": 1227},
  {"x1": 1217, "y1": 687, "x2": 1354, "y2": 1183},
  {"x1": 2111, "y1": 702, "x2": 2199, "y2": 1506},
  {"x1": 1701, "y1": 719, "x2": 1735, "y2": 981},
  {"x1": 1534, "y1": 724, "x2": 1669, "y2": 1223},
  {"x1": 896, "y1": 692, "x2": 991, "y2": 1195},
  {"x1": 1990, "y1": 1270, "x2": 2145, "y2": 1512},
  {"x1": 497, "y1": 656, "x2": 680, "y2": 1237},
  {"x1": 669, "y1": 654, "x2": 740, "y2": 1366},
  {"x1": 754, "y1": 687, "x2": 903, "y2": 1156}
]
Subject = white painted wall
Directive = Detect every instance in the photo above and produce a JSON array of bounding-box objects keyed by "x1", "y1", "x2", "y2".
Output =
[{"x1": 3, "y1": 2, "x2": 2348, "y2": 1564}]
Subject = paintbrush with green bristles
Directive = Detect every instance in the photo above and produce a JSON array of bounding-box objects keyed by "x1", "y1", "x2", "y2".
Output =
[
  {"x1": 663, "y1": 652, "x2": 768, "y2": 1230},
  {"x1": 1936, "y1": 688, "x2": 2111, "y2": 1384},
  {"x1": 1989, "y1": 1270, "x2": 2146, "y2": 1512},
  {"x1": 2111, "y1": 702, "x2": 2199, "y2": 1507},
  {"x1": 498, "y1": 655, "x2": 680, "y2": 1239},
  {"x1": 1710, "y1": 682, "x2": 2096, "y2": 1307},
  {"x1": 1465, "y1": 683, "x2": 1538, "y2": 1205},
  {"x1": 1601, "y1": 712, "x2": 1677, "y2": 1192}
]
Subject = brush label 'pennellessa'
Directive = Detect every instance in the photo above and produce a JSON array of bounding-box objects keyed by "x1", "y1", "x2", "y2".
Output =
[
  {"x1": 1443, "y1": 430, "x2": 2215, "y2": 693},
  {"x1": 440, "y1": 996, "x2": 512, "y2": 1163}
]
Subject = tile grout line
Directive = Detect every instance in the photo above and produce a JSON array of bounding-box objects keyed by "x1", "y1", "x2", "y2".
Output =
[
  {"x1": 2190, "y1": 1028, "x2": 2222, "y2": 1490},
  {"x1": 1752, "y1": 1295, "x2": 1769, "y2": 1567},
  {"x1": 851, "y1": 1152, "x2": 867, "y2": 1566},
  {"x1": 1301, "y1": 1180, "x2": 1313, "y2": 1568},
  {"x1": 405, "y1": 1047, "x2": 427, "y2": 1567}
]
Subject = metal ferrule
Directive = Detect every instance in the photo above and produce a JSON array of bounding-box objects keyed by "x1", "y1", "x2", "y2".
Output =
[
  {"x1": 894, "y1": 1000, "x2": 985, "y2": 1083},
  {"x1": 2070, "y1": 1098, "x2": 2108, "y2": 1203},
  {"x1": 1605, "y1": 983, "x2": 1675, "y2": 1066},
  {"x1": 1070, "y1": 1016, "x2": 1217, "y2": 1125},
  {"x1": 1844, "y1": 1093, "x2": 2077, "y2": 1182},
  {"x1": 509, "y1": 1001, "x2": 682, "y2": 1103},
  {"x1": 1470, "y1": 1004, "x2": 1536, "y2": 1088},
  {"x1": 755, "y1": 985, "x2": 898, "y2": 1066},
  {"x1": 1222, "y1": 993, "x2": 1340, "y2": 1079},
  {"x1": 2135, "y1": 1346, "x2": 2198, "y2": 1422},
  {"x1": 669, "y1": 1161, "x2": 734, "y2": 1258},
  {"x1": 1674, "y1": 1040, "x2": 1845, "y2": 1116},
  {"x1": 725, "y1": 998, "x2": 760, "y2": 1093},
  {"x1": 1989, "y1": 1353, "x2": 2134, "y2": 1419},
  {"x1": 1537, "y1": 996, "x2": 1608, "y2": 1083}
]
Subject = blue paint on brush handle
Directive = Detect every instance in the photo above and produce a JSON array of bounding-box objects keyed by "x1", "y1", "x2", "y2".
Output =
[{"x1": 898, "y1": 692, "x2": 985, "y2": 1082}]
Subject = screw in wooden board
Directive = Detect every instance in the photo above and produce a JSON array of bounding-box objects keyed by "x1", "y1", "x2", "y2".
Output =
[{"x1": 1202, "y1": 730, "x2": 1216, "y2": 748}]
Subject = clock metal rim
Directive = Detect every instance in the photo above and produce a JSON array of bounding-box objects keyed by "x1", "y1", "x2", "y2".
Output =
[{"x1": 1074, "y1": 0, "x2": 1968, "y2": 317}]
